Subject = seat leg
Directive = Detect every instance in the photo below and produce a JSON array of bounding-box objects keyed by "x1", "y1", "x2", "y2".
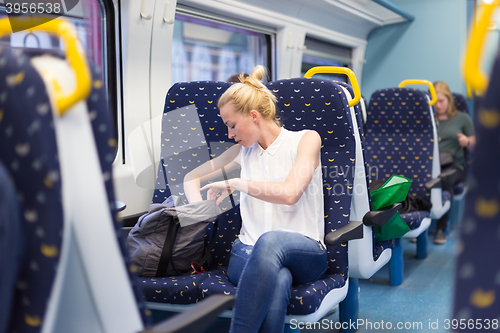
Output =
[
  {"x1": 416, "y1": 229, "x2": 428, "y2": 259},
  {"x1": 389, "y1": 238, "x2": 403, "y2": 286},
  {"x1": 339, "y1": 278, "x2": 359, "y2": 333}
]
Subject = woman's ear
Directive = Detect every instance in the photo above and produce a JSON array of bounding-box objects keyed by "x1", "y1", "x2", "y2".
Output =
[{"x1": 250, "y1": 110, "x2": 260, "y2": 123}]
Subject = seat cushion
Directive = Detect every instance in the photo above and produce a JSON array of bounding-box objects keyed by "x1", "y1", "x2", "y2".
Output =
[
  {"x1": 199, "y1": 271, "x2": 346, "y2": 316},
  {"x1": 138, "y1": 268, "x2": 225, "y2": 304},
  {"x1": 373, "y1": 239, "x2": 395, "y2": 261},
  {"x1": 400, "y1": 211, "x2": 431, "y2": 230},
  {"x1": 453, "y1": 182, "x2": 465, "y2": 195},
  {"x1": 442, "y1": 190, "x2": 452, "y2": 202}
]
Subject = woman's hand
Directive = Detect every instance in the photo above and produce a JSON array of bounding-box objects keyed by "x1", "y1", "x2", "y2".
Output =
[
  {"x1": 200, "y1": 180, "x2": 235, "y2": 206},
  {"x1": 457, "y1": 133, "x2": 471, "y2": 148}
]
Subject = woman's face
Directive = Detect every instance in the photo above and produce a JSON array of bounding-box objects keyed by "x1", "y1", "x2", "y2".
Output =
[
  {"x1": 220, "y1": 101, "x2": 258, "y2": 147},
  {"x1": 435, "y1": 92, "x2": 449, "y2": 117}
]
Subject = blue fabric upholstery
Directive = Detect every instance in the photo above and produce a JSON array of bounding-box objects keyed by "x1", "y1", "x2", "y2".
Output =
[
  {"x1": 0, "y1": 48, "x2": 64, "y2": 333},
  {"x1": 146, "y1": 78, "x2": 355, "y2": 316},
  {"x1": 453, "y1": 54, "x2": 500, "y2": 324},
  {"x1": 400, "y1": 211, "x2": 431, "y2": 230},
  {"x1": 268, "y1": 78, "x2": 353, "y2": 280},
  {"x1": 0, "y1": 48, "x2": 152, "y2": 330},
  {"x1": 337, "y1": 82, "x2": 395, "y2": 261},
  {"x1": 366, "y1": 88, "x2": 436, "y2": 231},
  {"x1": 442, "y1": 190, "x2": 451, "y2": 203},
  {"x1": 85, "y1": 64, "x2": 152, "y2": 325},
  {"x1": 200, "y1": 267, "x2": 345, "y2": 315},
  {"x1": 140, "y1": 268, "x2": 226, "y2": 304},
  {"x1": 140, "y1": 81, "x2": 242, "y2": 303},
  {"x1": 453, "y1": 182, "x2": 466, "y2": 195},
  {"x1": 0, "y1": 159, "x2": 23, "y2": 333},
  {"x1": 452, "y1": 93, "x2": 469, "y2": 113}
]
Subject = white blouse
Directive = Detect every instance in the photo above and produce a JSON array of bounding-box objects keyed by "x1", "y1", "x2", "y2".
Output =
[{"x1": 237, "y1": 128, "x2": 324, "y2": 246}]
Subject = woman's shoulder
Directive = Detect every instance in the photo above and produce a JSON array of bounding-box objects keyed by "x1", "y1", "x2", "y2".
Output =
[
  {"x1": 454, "y1": 111, "x2": 472, "y2": 121},
  {"x1": 284, "y1": 128, "x2": 321, "y2": 142}
]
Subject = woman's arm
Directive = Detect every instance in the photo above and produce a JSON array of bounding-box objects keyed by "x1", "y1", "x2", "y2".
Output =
[
  {"x1": 183, "y1": 144, "x2": 241, "y2": 203},
  {"x1": 201, "y1": 130, "x2": 322, "y2": 206},
  {"x1": 457, "y1": 133, "x2": 476, "y2": 152}
]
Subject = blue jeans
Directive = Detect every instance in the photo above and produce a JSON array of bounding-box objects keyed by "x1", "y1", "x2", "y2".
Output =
[{"x1": 228, "y1": 231, "x2": 327, "y2": 333}]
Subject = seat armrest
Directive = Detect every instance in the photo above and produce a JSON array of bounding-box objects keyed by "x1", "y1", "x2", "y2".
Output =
[
  {"x1": 140, "y1": 295, "x2": 235, "y2": 333},
  {"x1": 362, "y1": 203, "x2": 402, "y2": 227},
  {"x1": 425, "y1": 168, "x2": 460, "y2": 190},
  {"x1": 325, "y1": 221, "x2": 363, "y2": 246},
  {"x1": 425, "y1": 178, "x2": 442, "y2": 190}
]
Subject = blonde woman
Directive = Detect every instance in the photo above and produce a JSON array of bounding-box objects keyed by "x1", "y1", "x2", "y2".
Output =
[
  {"x1": 433, "y1": 81, "x2": 475, "y2": 244},
  {"x1": 184, "y1": 65, "x2": 327, "y2": 333}
]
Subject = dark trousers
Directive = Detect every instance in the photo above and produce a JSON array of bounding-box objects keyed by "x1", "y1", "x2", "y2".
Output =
[{"x1": 436, "y1": 166, "x2": 466, "y2": 232}]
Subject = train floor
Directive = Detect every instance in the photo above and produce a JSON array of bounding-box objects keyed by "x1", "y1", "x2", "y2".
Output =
[{"x1": 151, "y1": 226, "x2": 459, "y2": 333}]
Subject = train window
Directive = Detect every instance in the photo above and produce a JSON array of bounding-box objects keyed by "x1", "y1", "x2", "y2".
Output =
[
  {"x1": 0, "y1": 1, "x2": 117, "y2": 143},
  {"x1": 301, "y1": 37, "x2": 352, "y2": 82},
  {"x1": 171, "y1": 12, "x2": 273, "y2": 83}
]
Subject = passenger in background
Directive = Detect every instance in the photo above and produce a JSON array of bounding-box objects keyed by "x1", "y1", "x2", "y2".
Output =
[
  {"x1": 227, "y1": 72, "x2": 249, "y2": 82},
  {"x1": 184, "y1": 65, "x2": 327, "y2": 333},
  {"x1": 433, "y1": 81, "x2": 476, "y2": 244}
]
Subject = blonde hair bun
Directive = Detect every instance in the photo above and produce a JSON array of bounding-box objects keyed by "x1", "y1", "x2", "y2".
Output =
[{"x1": 218, "y1": 65, "x2": 280, "y2": 126}]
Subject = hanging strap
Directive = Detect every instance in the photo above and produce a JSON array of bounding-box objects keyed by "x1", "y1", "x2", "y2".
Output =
[{"x1": 156, "y1": 215, "x2": 181, "y2": 277}]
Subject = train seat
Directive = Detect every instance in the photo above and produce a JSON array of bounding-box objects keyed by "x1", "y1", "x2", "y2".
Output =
[
  {"x1": 365, "y1": 87, "x2": 451, "y2": 260},
  {"x1": 453, "y1": 50, "x2": 500, "y2": 324},
  {"x1": 198, "y1": 78, "x2": 357, "y2": 320},
  {"x1": 145, "y1": 78, "x2": 366, "y2": 331},
  {"x1": 138, "y1": 80, "x2": 241, "y2": 306},
  {"x1": 0, "y1": 41, "x2": 236, "y2": 332},
  {"x1": 451, "y1": 92, "x2": 470, "y2": 198},
  {"x1": 335, "y1": 82, "x2": 395, "y2": 280},
  {"x1": 0, "y1": 47, "x2": 68, "y2": 332},
  {"x1": 0, "y1": 43, "x2": 158, "y2": 331},
  {"x1": 452, "y1": 92, "x2": 469, "y2": 113},
  {"x1": 0, "y1": 159, "x2": 23, "y2": 333}
]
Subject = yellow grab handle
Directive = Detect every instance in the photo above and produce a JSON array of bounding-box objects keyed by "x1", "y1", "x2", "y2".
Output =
[
  {"x1": 463, "y1": 1, "x2": 499, "y2": 95},
  {"x1": 0, "y1": 17, "x2": 91, "y2": 116},
  {"x1": 398, "y1": 79, "x2": 437, "y2": 106},
  {"x1": 304, "y1": 66, "x2": 361, "y2": 107}
]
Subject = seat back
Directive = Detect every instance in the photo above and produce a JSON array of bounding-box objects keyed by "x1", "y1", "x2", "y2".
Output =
[
  {"x1": 366, "y1": 86, "x2": 452, "y2": 230},
  {"x1": 453, "y1": 55, "x2": 500, "y2": 321},
  {"x1": 155, "y1": 81, "x2": 241, "y2": 269},
  {"x1": 0, "y1": 159, "x2": 23, "y2": 333},
  {"x1": 267, "y1": 77, "x2": 355, "y2": 277},
  {"x1": 452, "y1": 92, "x2": 469, "y2": 113},
  {"x1": 0, "y1": 48, "x2": 65, "y2": 332},
  {"x1": 336, "y1": 82, "x2": 394, "y2": 278},
  {"x1": 0, "y1": 46, "x2": 150, "y2": 332},
  {"x1": 365, "y1": 88, "x2": 437, "y2": 197}
]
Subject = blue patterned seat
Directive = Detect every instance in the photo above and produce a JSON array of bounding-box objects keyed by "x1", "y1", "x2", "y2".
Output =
[
  {"x1": 336, "y1": 82, "x2": 395, "y2": 281},
  {"x1": 145, "y1": 78, "x2": 362, "y2": 328},
  {"x1": 451, "y1": 93, "x2": 470, "y2": 195},
  {"x1": 453, "y1": 54, "x2": 500, "y2": 324},
  {"x1": 0, "y1": 159, "x2": 23, "y2": 333},
  {"x1": 0, "y1": 48, "x2": 65, "y2": 333},
  {"x1": 365, "y1": 87, "x2": 452, "y2": 284},
  {"x1": 0, "y1": 45, "x2": 156, "y2": 332},
  {"x1": 453, "y1": 92, "x2": 469, "y2": 113},
  {"x1": 138, "y1": 81, "x2": 242, "y2": 308}
]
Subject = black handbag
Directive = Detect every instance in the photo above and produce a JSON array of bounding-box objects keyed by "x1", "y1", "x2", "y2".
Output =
[{"x1": 439, "y1": 152, "x2": 455, "y2": 169}]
